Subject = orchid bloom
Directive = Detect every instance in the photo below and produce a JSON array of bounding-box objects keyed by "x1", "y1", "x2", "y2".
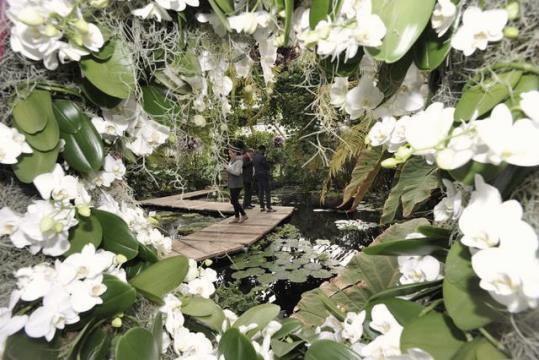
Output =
[
  {"x1": 359, "y1": 304, "x2": 403, "y2": 358},
  {"x1": 127, "y1": 117, "x2": 170, "y2": 156},
  {"x1": 405, "y1": 102, "x2": 455, "y2": 155},
  {"x1": 367, "y1": 116, "x2": 397, "y2": 147},
  {"x1": 431, "y1": 0, "x2": 457, "y2": 37},
  {"x1": 0, "y1": 123, "x2": 33, "y2": 164},
  {"x1": 0, "y1": 293, "x2": 28, "y2": 356},
  {"x1": 33, "y1": 164, "x2": 79, "y2": 202},
  {"x1": 330, "y1": 77, "x2": 349, "y2": 109},
  {"x1": 398, "y1": 255, "x2": 444, "y2": 284},
  {"x1": 341, "y1": 311, "x2": 366, "y2": 344},
  {"x1": 433, "y1": 179, "x2": 463, "y2": 222},
  {"x1": 132, "y1": 2, "x2": 173, "y2": 22},
  {"x1": 520, "y1": 90, "x2": 539, "y2": 126},
  {"x1": 228, "y1": 11, "x2": 271, "y2": 35},
  {"x1": 160, "y1": 294, "x2": 185, "y2": 334},
  {"x1": 344, "y1": 76, "x2": 384, "y2": 119}
]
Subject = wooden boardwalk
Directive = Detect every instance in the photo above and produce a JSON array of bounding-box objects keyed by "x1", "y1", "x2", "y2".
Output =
[
  {"x1": 168, "y1": 206, "x2": 295, "y2": 260},
  {"x1": 140, "y1": 191, "x2": 295, "y2": 260}
]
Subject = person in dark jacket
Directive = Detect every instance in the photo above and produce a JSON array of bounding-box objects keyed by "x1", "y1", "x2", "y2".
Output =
[
  {"x1": 242, "y1": 148, "x2": 254, "y2": 209},
  {"x1": 253, "y1": 145, "x2": 275, "y2": 212},
  {"x1": 226, "y1": 148, "x2": 248, "y2": 223}
]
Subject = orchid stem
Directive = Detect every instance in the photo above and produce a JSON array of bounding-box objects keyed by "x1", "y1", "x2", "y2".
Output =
[{"x1": 479, "y1": 327, "x2": 507, "y2": 352}]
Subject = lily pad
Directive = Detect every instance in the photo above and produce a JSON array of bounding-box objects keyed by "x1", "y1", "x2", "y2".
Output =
[
  {"x1": 310, "y1": 269, "x2": 334, "y2": 279},
  {"x1": 304, "y1": 263, "x2": 322, "y2": 271},
  {"x1": 288, "y1": 270, "x2": 308, "y2": 283},
  {"x1": 257, "y1": 273, "x2": 276, "y2": 284},
  {"x1": 231, "y1": 268, "x2": 266, "y2": 280}
]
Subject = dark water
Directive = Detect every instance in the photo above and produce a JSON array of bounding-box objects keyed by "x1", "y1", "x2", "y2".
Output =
[{"x1": 157, "y1": 191, "x2": 382, "y2": 314}]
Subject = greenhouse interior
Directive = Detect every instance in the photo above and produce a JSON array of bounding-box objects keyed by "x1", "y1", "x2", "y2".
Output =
[{"x1": 1, "y1": 0, "x2": 539, "y2": 359}]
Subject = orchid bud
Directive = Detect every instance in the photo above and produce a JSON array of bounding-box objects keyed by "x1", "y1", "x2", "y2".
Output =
[
  {"x1": 203, "y1": 259, "x2": 213, "y2": 266},
  {"x1": 503, "y1": 26, "x2": 519, "y2": 39},
  {"x1": 115, "y1": 254, "x2": 128, "y2": 265},
  {"x1": 395, "y1": 146, "x2": 413, "y2": 162},
  {"x1": 18, "y1": 8, "x2": 45, "y2": 26},
  {"x1": 244, "y1": 85, "x2": 254, "y2": 94},
  {"x1": 381, "y1": 158, "x2": 399, "y2": 169},
  {"x1": 90, "y1": 0, "x2": 110, "y2": 8},
  {"x1": 505, "y1": 2, "x2": 519, "y2": 20},
  {"x1": 40, "y1": 217, "x2": 55, "y2": 232},
  {"x1": 278, "y1": 10, "x2": 286, "y2": 18},
  {"x1": 111, "y1": 317, "x2": 122, "y2": 328},
  {"x1": 73, "y1": 18, "x2": 90, "y2": 34},
  {"x1": 168, "y1": 133, "x2": 177, "y2": 143},
  {"x1": 77, "y1": 205, "x2": 91, "y2": 217}
]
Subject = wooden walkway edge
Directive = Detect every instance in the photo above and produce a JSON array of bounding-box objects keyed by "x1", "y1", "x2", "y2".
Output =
[{"x1": 139, "y1": 188, "x2": 220, "y2": 208}]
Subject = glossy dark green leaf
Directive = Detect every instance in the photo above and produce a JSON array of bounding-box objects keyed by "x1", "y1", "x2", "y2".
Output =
[
  {"x1": 309, "y1": 0, "x2": 331, "y2": 29},
  {"x1": 12, "y1": 145, "x2": 59, "y2": 184},
  {"x1": 417, "y1": 225, "x2": 451, "y2": 240},
  {"x1": 400, "y1": 312, "x2": 466, "y2": 360},
  {"x1": 453, "y1": 337, "x2": 508, "y2": 360},
  {"x1": 305, "y1": 340, "x2": 361, "y2": 360},
  {"x1": 81, "y1": 78, "x2": 123, "y2": 109},
  {"x1": 92, "y1": 274, "x2": 137, "y2": 319},
  {"x1": 233, "y1": 304, "x2": 280, "y2": 338},
  {"x1": 443, "y1": 241, "x2": 500, "y2": 331},
  {"x1": 52, "y1": 100, "x2": 83, "y2": 134},
  {"x1": 218, "y1": 328, "x2": 258, "y2": 360},
  {"x1": 92, "y1": 40, "x2": 116, "y2": 60},
  {"x1": 141, "y1": 86, "x2": 177, "y2": 118},
  {"x1": 17, "y1": 110, "x2": 59, "y2": 152},
  {"x1": 129, "y1": 255, "x2": 189, "y2": 304},
  {"x1": 414, "y1": 23, "x2": 453, "y2": 71},
  {"x1": 137, "y1": 243, "x2": 159, "y2": 263},
  {"x1": 181, "y1": 295, "x2": 221, "y2": 317},
  {"x1": 271, "y1": 339, "x2": 304, "y2": 357},
  {"x1": 193, "y1": 306, "x2": 226, "y2": 333},
  {"x1": 12, "y1": 89, "x2": 51, "y2": 134},
  {"x1": 93, "y1": 209, "x2": 139, "y2": 260},
  {"x1": 364, "y1": 236, "x2": 448, "y2": 256},
  {"x1": 454, "y1": 70, "x2": 522, "y2": 121},
  {"x1": 125, "y1": 261, "x2": 152, "y2": 279},
  {"x1": 368, "y1": 280, "x2": 442, "y2": 303},
  {"x1": 60, "y1": 112, "x2": 104, "y2": 173},
  {"x1": 367, "y1": 0, "x2": 436, "y2": 63},
  {"x1": 65, "y1": 213, "x2": 103, "y2": 256},
  {"x1": 79, "y1": 327, "x2": 111, "y2": 360},
  {"x1": 80, "y1": 39, "x2": 136, "y2": 99},
  {"x1": 3, "y1": 331, "x2": 60, "y2": 360},
  {"x1": 115, "y1": 327, "x2": 159, "y2": 360},
  {"x1": 448, "y1": 161, "x2": 507, "y2": 186},
  {"x1": 214, "y1": 0, "x2": 234, "y2": 14},
  {"x1": 377, "y1": 52, "x2": 414, "y2": 99},
  {"x1": 272, "y1": 318, "x2": 303, "y2": 339}
]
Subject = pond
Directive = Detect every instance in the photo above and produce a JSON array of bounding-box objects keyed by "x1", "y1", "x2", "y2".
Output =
[{"x1": 156, "y1": 189, "x2": 383, "y2": 315}]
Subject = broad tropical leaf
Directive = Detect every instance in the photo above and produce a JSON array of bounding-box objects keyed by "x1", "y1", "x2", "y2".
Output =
[
  {"x1": 12, "y1": 145, "x2": 59, "y2": 184},
  {"x1": 115, "y1": 327, "x2": 159, "y2": 360}
]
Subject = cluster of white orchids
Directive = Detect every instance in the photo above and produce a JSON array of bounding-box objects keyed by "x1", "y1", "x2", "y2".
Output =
[
  {"x1": 367, "y1": 90, "x2": 539, "y2": 171},
  {"x1": 317, "y1": 303, "x2": 433, "y2": 359},
  {"x1": 7, "y1": 0, "x2": 107, "y2": 70}
]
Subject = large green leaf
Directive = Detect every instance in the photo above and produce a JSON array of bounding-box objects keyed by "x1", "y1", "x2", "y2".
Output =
[
  {"x1": 17, "y1": 111, "x2": 59, "y2": 152},
  {"x1": 400, "y1": 312, "x2": 466, "y2": 360},
  {"x1": 368, "y1": 280, "x2": 442, "y2": 303},
  {"x1": 367, "y1": 0, "x2": 436, "y2": 63},
  {"x1": 181, "y1": 296, "x2": 221, "y2": 317},
  {"x1": 305, "y1": 340, "x2": 361, "y2": 360},
  {"x1": 137, "y1": 243, "x2": 159, "y2": 263},
  {"x1": 12, "y1": 144, "x2": 59, "y2": 184},
  {"x1": 93, "y1": 209, "x2": 139, "y2": 260},
  {"x1": 309, "y1": 0, "x2": 331, "y2": 29},
  {"x1": 214, "y1": 0, "x2": 234, "y2": 14},
  {"x1": 454, "y1": 70, "x2": 522, "y2": 121},
  {"x1": 79, "y1": 327, "x2": 111, "y2": 360},
  {"x1": 413, "y1": 21, "x2": 454, "y2": 71},
  {"x1": 452, "y1": 337, "x2": 508, "y2": 360},
  {"x1": 151, "y1": 313, "x2": 163, "y2": 355},
  {"x1": 271, "y1": 339, "x2": 304, "y2": 358},
  {"x1": 377, "y1": 52, "x2": 414, "y2": 99},
  {"x1": 293, "y1": 219, "x2": 428, "y2": 327},
  {"x1": 80, "y1": 39, "x2": 136, "y2": 99},
  {"x1": 65, "y1": 213, "x2": 103, "y2": 256},
  {"x1": 443, "y1": 241, "x2": 500, "y2": 331},
  {"x1": 115, "y1": 327, "x2": 159, "y2": 360},
  {"x1": 81, "y1": 78, "x2": 123, "y2": 109},
  {"x1": 365, "y1": 298, "x2": 424, "y2": 328},
  {"x1": 218, "y1": 328, "x2": 258, "y2": 360},
  {"x1": 3, "y1": 331, "x2": 60, "y2": 360},
  {"x1": 129, "y1": 255, "x2": 189, "y2": 304},
  {"x1": 448, "y1": 161, "x2": 506, "y2": 186},
  {"x1": 141, "y1": 85, "x2": 177, "y2": 119},
  {"x1": 233, "y1": 304, "x2": 280, "y2": 338},
  {"x1": 12, "y1": 89, "x2": 52, "y2": 134},
  {"x1": 363, "y1": 236, "x2": 448, "y2": 257},
  {"x1": 92, "y1": 274, "x2": 137, "y2": 319},
  {"x1": 58, "y1": 104, "x2": 104, "y2": 173},
  {"x1": 341, "y1": 146, "x2": 384, "y2": 209},
  {"x1": 381, "y1": 157, "x2": 439, "y2": 224}
]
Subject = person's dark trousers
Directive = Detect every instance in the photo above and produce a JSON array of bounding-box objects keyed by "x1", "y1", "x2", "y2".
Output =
[
  {"x1": 256, "y1": 175, "x2": 272, "y2": 210},
  {"x1": 230, "y1": 188, "x2": 246, "y2": 217},
  {"x1": 243, "y1": 181, "x2": 253, "y2": 208}
]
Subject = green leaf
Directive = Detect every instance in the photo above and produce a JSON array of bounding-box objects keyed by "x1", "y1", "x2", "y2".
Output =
[
  {"x1": 81, "y1": 78, "x2": 123, "y2": 109},
  {"x1": 79, "y1": 327, "x2": 111, "y2": 360},
  {"x1": 115, "y1": 327, "x2": 159, "y2": 360},
  {"x1": 443, "y1": 241, "x2": 500, "y2": 331},
  {"x1": 452, "y1": 337, "x2": 508, "y2": 360},
  {"x1": 448, "y1": 161, "x2": 507, "y2": 186},
  {"x1": 3, "y1": 331, "x2": 60, "y2": 360},
  {"x1": 504, "y1": 74, "x2": 539, "y2": 114},
  {"x1": 218, "y1": 328, "x2": 258, "y2": 360},
  {"x1": 137, "y1": 243, "x2": 159, "y2": 263},
  {"x1": 181, "y1": 296, "x2": 221, "y2": 317},
  {"x1": 17, "y1": 110, "x2": 59, "y2": 152},
  {"x1": 52, "y1": 100, "x2": 83, "y2": 134},
  {"x1": 272, "y1": 318, "x2": 303, "y2": 339},
  {"x1": 92, "y1": 40, "x2": 116, "y2": 60},
  {"x1": 381, "y1": 157, "x2": 439, "y2": 224},
  {"x1": 80, "y1": 39, "x2": 136, "y2": 99},
  {"x1": 12, "y1": 145, "x2": 59, "y2": 184},
  {"x1": 417, "y1": 225, "x2": 451, "y2": 240},
  {"x1": 305, "y1": 340, "x2": 361, "y2": 360},
  {"x1": 93, "y1": 209, "x2": 139, "y2": 260},
  {"x1": 141, "y1": 85, "x2": 177, "y2": 118},
  {"x1": 454, "y1": 70, "x2": 523, "y2": 122},
  {"x1": 271, "y1": 339, "x2": 304, "y2": 357},
  {"x1": 193, "y1": 307, "x2": 226, "y2": 333},
  {"x1": 413, "y1": 22, "x2": 453, "y2": 71},
  {"x1": 60, "y1": 111, "x2": 104, "y2": 173},
  {"x1": 129, "y1": 255, "x2": 189, "y2": 304},
  {"x1": 214, "y1": 0, "x2": 234, "y2": 14},
  {"x1": 233, "y1": 304, "x2": 280, "y2": 338},
  {"x1": 283, "y1": 0, "x2": 294, "y2": 46},
  {"x1": 309, "y1": 0, "x2": 331, "y2": 29},
  {"x1": 152, "y1": 313, "x2": 163, "y2": 355},
  {"x1": 65, "y1": 213, "x2": 103, "y2": 256},
  {"x1": 377, "y1": 52, "x2": 414, "y2": 100},
  {"x1": 12, "y1": 89, "x2": 52, "y2": 134},
  {"x1": 319, "y1": 49, "x2": 364, "y2": 77},
  {"x1": 363, "y1": 236, "x2": 448, "y2": 256},
  {"x1": 366, "y1": 298, "x2": 424, "y2": 327},
  {"x1": 367, "y1": 0, "x2": 436, "y2": 63},
  {"x1": 368, "y1": 280, "x2": 442, "y2": 303},
  {"x1": 208, "y1": 0, "x2": 232, "y2": 31},
  {"x1": 92, "y1": 274, "x2": 137, "y2": 319},
  {"x1": 400, "y1": 312, "x2": 466, "y2": 360}
]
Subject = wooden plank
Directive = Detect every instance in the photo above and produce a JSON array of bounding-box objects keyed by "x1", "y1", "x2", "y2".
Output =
[{"x1": 139, "y1": 188, "x2": 220, "y2": 206}]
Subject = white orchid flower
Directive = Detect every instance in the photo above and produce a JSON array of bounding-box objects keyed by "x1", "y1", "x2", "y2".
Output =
[
  {"x1": 57, "y1": 41, "x2": 90, "y2": 63},
  {"x1": 341, "y1": 311, "x2": 366, "y2": 344},
  {"x1": 156, "y1": 0, "x2": 199, "y2": 12},
  {"x1": 520, "y1": 90, "x2": 539, "y2": 126},
  {"x1": 63, "y1": 244, "x2": 115, "y2": 280},
  {"x1": 92, "y1": 116, "x2": 128, "y2": 139},
  {"x1": 15, "y1": 263, "x2": 58, "y2": 302},
  {"x1": 228, "y1": 11, "x2": 271, "y2": 35},
  {"x1": 199, "y1": 267, "x2": 218, "y2": 283},
  {"x1": 103, "y1": 155, "x2": 126, "y2": 180},
  {"x1": 315, "y1": 315, "x2": 344, "y2": 342},
  {"x1": 184, "y1": 259, "x2": 199, "y2": 282},
  {"x1": 405, "y1": 102, "x2": 455, "y2": 155},
  {"x1": 388, "y1": 116, "x2": 412, "y2": 153},
  {"x1": 132, "y1": 2, "x2": 172, "y2": 22},
  {"x1": 435, "y1": 122, "x2": 480, "y2": 170},
  {"x1": 431, "y1": 0, "x2": 457, "y2": 37},
  {"x1": 181, "y1": 277, "x2": 216, "y2": 299},
  {"x1": 344, "y1": 76, "x2": 384, "y2": 119},
  {"x1": 160, "y1": 294, "x2": 185, "y2": 334},
  {"x1": 360, "y1": 304, "x2": 403, "y2": 358},
  {"x1": 172, "y1": 327, "x2": 215, "y2": 357},
  {"x1": 0, "y1": 123, "x2": 33, "y2": 164},
  {"x1": 67, "y1": 276, "x2": 107, "y2": 313},
  {"x1": 0, "y1": 207, "x2": 22, "y2": 236},
  {"x1": 398, "y1": 255, "x2": 444, "y2": 284},
  {"x1": 330, "y1": 77, "x2": 349, "y2": 108},
  {"x1": 353, "y1": 13, "x2": 386, "y2": 47},
  {"x1": 0, "y1": 307, "x2": 28, "y2": 356},
  {"x1": 367, "y1": 116, "x2": 397, "y2": 147},
  {"x1": 33, "y1": 164, "x2": 79, "y2": 202},
  {"x1": 127, "y1": 117, "x2": 170, "y2": 156},
  {"x1": 474, "y1": 104, "x2": 539, "y2": 167},
  {"x1": 433, "y1": 179, "x2": 463, "y2": 222},
  {"x1": 452, "y1": 7, "x2": 508, "y2": 56},
  {"x1": 25, "y1": 287, "x2": 79, "y2": 341},
  {"x1": 369, "y1": 304, "x2": 401, "y2": 335}
]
